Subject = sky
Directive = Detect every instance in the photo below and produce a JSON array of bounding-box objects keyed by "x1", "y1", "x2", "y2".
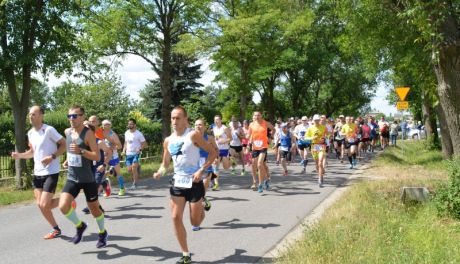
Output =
[{"x1": 47, "y1": 54, "x2": 397, "y2": 116}]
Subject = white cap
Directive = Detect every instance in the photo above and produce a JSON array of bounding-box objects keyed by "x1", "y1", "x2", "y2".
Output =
[
  {"x1": 313, "y1": 114, "x2": 321, "y2": 121},
  {"x1": 102, "y1": 119, "x2": 111, "y2": 126}
]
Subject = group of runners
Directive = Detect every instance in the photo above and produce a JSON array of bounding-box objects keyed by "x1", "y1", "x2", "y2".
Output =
[{"x1": 12, "y1": 104, "x2": 390, "y2": 264}]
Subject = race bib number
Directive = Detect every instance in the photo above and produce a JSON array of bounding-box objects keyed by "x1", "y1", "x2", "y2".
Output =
[
  {"x1": 348, "y1": 138, "x2": 356, "y2": 143},
  {"x1": 280, "y1": 146, "x2": 289, "y2": 152},
  {"x1": 68, "y1": 153, "x2": 82, "y2": 167},
  {"x1": 174, "y1": 175, "x2": 193, "y2": 189},
  {"x1": 254, "y1": 140, "x2": 263, "y2": 148},
  {"x1": 313, "y1": 144, "x2": 324, "y2": 152}
]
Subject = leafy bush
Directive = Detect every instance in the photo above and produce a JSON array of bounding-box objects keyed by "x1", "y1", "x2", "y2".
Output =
[
  {"x1": 0, "y1": 113, "x2": 15, "y2": 154},
  {"x1": 434, "y1": 157, "x2": 460, "y2": 219}
]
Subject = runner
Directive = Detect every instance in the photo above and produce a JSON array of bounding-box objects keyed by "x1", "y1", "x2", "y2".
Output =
[
  {"x1": 276, "y1": 123, "x2": 295, "y2": 176},
  {"x1": 11, "y1": 106, "x2": 66, "y2": 239},
  {"x1": 273, "y1": 120, "x2": 282, "y2": 166},
  {"x1": 359, "y1": 119, "x2": 371, "y2": 159},
  {"x1": 88, "y1": 116, "x2": 112, "y2": 198},
  {"x1": 341, "y1": 116, "x2": 359, "y2": 169},
  {"x1": 194, "y1": 118, "x2": 218, "y2": 212},
  {"x1": 212, "y1": 115, "x2": 232, "y2": 191},
  {"x1": 101, "y1": 120, "x2": 126, "y2": 196},
  {"x1": 288, "y1": 118, "x2": 298, "y2": 163},
  {"x1": 59, "y1": 105, "x2": 108, "y2": 248},
  {"x1": 333, "y1": 115, "x2": 345, "y2": 162},
  {"x1": 294, "y1": 116, "x2": 311, "y2": 172},
  {"x1": 248, "y1": 111, "x2": 275, "y2": 193},
  {"x1": 229, "y1": 118, "x2": 245, "y2": 176},
  {"x1": 123, "y1": 118, "x2": 148, "y2": 189},
  {"x1": 241, "y1": 120, "x2": 252, "y2": 167},
  {"x1": 306, "y1": 114, "x2": 327, "y2": 187},
  {"x1": 368, "y1": 116, "x2": 378, "y2": 152},
  {"x1": 153, "y1": 106, "x2": 217, "y2": 264},
  {"x1": 378, "y1": 116, "x2": 390, "y2": 150}
]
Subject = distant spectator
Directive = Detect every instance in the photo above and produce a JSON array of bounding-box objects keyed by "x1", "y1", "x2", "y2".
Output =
[
  {"x1": 400, "y1": 120, "x2": 407, "y2": 140},
  {"x1": 390, "y1": 120, "x2": 399, "y2": 146}
]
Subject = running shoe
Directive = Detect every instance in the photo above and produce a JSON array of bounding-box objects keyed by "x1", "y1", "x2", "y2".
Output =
[
  {"x1": 177, "y1": 255, "x2": 192, "y2": 264},
  {"x1": 71, "y1": 222, "x2": 87, "y2": 244},
  {"x1": 212, "y1": 183, "x2": 219, "y2": 191},
  {"x1": 129, "y1": 183, "x2": 137, "y2": 190},
  {"x1": 250, "y1": 183, "x2": 257, "y2": 190},
  {"x1": 43, "y1": 229, "x2": 61, "y2": 239},
  {"x1": 82, "y1": 207, "x2": 90, "y2": 214},
  {"x1": 264, "y1": 179, "x2": 270, "y2": 190},
  {"x1": 203, "y1": 197, "x2": 211, "y2": 211},
  {"x1": 118, "y1": 188, "x2": 125, "y2": 196},
  {"x1": 96, "y1": 230, "x2": 108, "y2": 248},
  {"x1": 191, "y1": 226, "x2": 201, "y2": 231},
  {"x1": 283, "y1": 170, "x2": 288, "y2": 177},
  {"x1": 349, "y1": 164, "x2": 354, "y2": 169},
  {"x1": 104, "y1": 179, "x2": 111, "y2": 197},
  {"x1": 300, "y1": 159, "x2": 305, "y2": 165},
  {"x1": 71, "y1": 200, "x2": 77, "y2": 209},
  {"x1": 258, "y1": 184, "x2": 263, "y2": 193},
  {"x1": 240, "y1": 170, "x2": 245, "y2": 176}
]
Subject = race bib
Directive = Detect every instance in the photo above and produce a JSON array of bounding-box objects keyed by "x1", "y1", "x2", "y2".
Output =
[
  {"x1": 348, "y1": 138, "x2": 356, "y2": 143},
  {"x1": 280, "y1": 146, "x2": 289, "y2": 152},
  {"x1": 254, "y1": 140, "x2": 263, "y2": 148},
  {"x1": 174, "y1": 175, "x2": 193, "y2": 189},
  {"x1": 313, "y1": 144, "x2": 324, "y2": 151},
  {"x1": 68, "y1": 153, "x2": 82, "y2": 167}
]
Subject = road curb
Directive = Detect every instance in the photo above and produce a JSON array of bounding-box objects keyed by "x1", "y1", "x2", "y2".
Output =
[{"x1": 260, "y1": 162, "x2": 373, "y2": 263}]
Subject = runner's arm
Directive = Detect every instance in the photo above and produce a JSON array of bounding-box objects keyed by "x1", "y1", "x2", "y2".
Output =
[
  {"x1": 11, "y1": 144, "x2": 34, "y2": 159},
  {"x1": 153, "y1": 138, "x2": 171, "y2": 179},
  {"x1": 82, "y1": 130, "x2": 100, "y2": 161}
]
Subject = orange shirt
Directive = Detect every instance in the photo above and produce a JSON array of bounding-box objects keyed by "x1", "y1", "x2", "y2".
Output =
[
  {"x1": 95, "y1": 127, "x2": 105, "y2": 140},
  {"x1": 249, "y1": 120, "x2": 269, "y2": 150}
]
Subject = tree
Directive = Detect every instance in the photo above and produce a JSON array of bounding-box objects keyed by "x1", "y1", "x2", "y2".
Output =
[
  {"x1": 0, "y1": 1, "x2": 85, "y2": 188},
  {"x1": 83, "y1": 0, "x2": 211, "y2": 138},
  {"x1": 337, "y1": 0, "x2": 460, "y2": 158},
  {"x1": 49, "y1": 75, "x2": 134, "y2": 134},
  {"x1": 139, "y1": 53, "x2": 204, "y2": 121}
]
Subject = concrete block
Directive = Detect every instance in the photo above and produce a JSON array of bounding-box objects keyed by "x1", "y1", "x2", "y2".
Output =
[{"x1": 400, "y1": 187, "x2": 430, "y2": 203}]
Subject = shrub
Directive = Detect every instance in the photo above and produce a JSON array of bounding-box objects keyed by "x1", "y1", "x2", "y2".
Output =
[{"x1": 434, "y1": 157, "x2": 460, "y2": 219}]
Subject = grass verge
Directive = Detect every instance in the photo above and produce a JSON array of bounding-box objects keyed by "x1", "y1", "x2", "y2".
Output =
[
  {"x1": 276, "y1": 141, "x2": 460, "y2": 264},
  {"x1": 0, "y1": 161, "x2": 161, "y2": 206}
]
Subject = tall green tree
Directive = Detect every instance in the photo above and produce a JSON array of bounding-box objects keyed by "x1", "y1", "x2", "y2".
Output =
[
  {"x1": 83, "y1": 0, "x2": 211, "y2": 138},
  {"x1": 0, "y1": 1, "x2": 85, "y2": 188}
]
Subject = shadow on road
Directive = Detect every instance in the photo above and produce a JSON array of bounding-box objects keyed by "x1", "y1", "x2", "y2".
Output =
[
  {"x1": 83, "y1": 245, "x2": 181, "y2": 261},
  {"x1": 204, "y1": 218, "x2": 280, "y2": 230},
  {"x1": 199, "y1": 249, "x2": 272, "y2": 263}
]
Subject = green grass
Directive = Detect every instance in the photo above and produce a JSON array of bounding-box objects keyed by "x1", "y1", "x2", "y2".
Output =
[
  {"x1": 276, "y1": 141, "x2": 459, "y2": 264},
  {"x1": 0, "y1": 160, "x2": 161, "y2": 206}
]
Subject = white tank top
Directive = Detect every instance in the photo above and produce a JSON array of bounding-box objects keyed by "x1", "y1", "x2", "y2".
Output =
[
  {"x1": 213, "y1": 125, "x2": 230, "y2": 150},
  {"x1": 168, "y1": 128, "x2": 200, "y2": 178},
  {"x1": 230, "y1": 127, "x2": 242, "y2": 146}
]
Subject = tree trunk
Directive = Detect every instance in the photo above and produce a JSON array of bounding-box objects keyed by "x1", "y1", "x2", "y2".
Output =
[
  {"x1": 265, "y1": 75, "x2": 276, "y2": 122},
  {"x1": 421, "y1": 89, "x2": 438, "y2": 140},
  {"x1": 433, "y1": 44, "x2": 460, "y2": 157},
  {"x1": 160, "y1": 31, "x2": 173, "y2": 139},
  {"x1": 239, "y1": 59, "x2": 249, "y2": 121},
  {"x1": 436, "y1": 102, "x2": 453, "y2": 159}
]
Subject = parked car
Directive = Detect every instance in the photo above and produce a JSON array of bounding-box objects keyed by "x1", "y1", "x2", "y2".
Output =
[{"x1": 408, "y1": 126, "x2": 426, "y2": 139}]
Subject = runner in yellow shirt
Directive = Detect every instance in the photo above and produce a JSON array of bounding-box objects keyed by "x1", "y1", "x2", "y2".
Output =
[
  {"x1": 340, "y1": 116, "x2": 359, "y2": 169},
  {"x1": 305, "y1": 114, "x2": 327, "y2": 187}
]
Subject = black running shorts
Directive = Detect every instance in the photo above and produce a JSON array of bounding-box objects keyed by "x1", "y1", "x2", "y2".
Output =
[
  {"x1": 33, "y1": 173, "x2": 59, "y2": 193},
  {"x1": 62, "y1": 180, "x2": 99, "y2": 202},
  {"x1": 170, "y1": 181, "x2": 205, "y2": 203}
]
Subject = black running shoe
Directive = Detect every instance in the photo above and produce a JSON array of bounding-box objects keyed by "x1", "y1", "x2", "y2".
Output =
[
  {"x1": 96, "y1": 230, "x2": 108, "y2": 248},
  {"x1": 176, "y1": 255, "x2": 191, "y2": 264},
  {"x1": 203, "y1": 197, "x2": 211, "y2": 211},
  {"x1": 71, "y1": 222, "x2": 87, "y2": 244}
]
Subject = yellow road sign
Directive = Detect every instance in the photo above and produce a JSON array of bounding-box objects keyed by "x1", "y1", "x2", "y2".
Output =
[
  {"x1": 395, "y1": 86, "x2": 410, "y2": 101},
  {"x1": 397, "y1": 101, "x2": 409, "y2": 110}
]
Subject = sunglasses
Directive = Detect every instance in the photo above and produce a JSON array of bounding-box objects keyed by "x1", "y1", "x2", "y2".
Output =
[{"x1": 67, "y1": 114, "x2": 83, "y2": 119}]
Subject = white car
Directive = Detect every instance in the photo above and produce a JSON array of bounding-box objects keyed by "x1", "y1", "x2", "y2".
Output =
[{"x1": 408, "y1": 127, "x2": 426, "y2": 139}]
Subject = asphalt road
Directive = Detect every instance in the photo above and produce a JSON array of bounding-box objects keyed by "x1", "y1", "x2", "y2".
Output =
[{"x1": 0, "y1": 151, "x2": 376, "y2": 263}]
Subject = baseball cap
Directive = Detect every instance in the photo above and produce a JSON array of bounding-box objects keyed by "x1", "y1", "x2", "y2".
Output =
[
  {"x1": 281, "y1": 123, "x2": 288, "y2": 128},
  {"x1": 313, "y1": 114, "x2": 321, "y2": 121},
  {"x1": 301, "y1": 116, "x2": 308, "y2": 121},
  {"x1": 339, "y1": 115, "x2": 345, "y2": 118}
]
